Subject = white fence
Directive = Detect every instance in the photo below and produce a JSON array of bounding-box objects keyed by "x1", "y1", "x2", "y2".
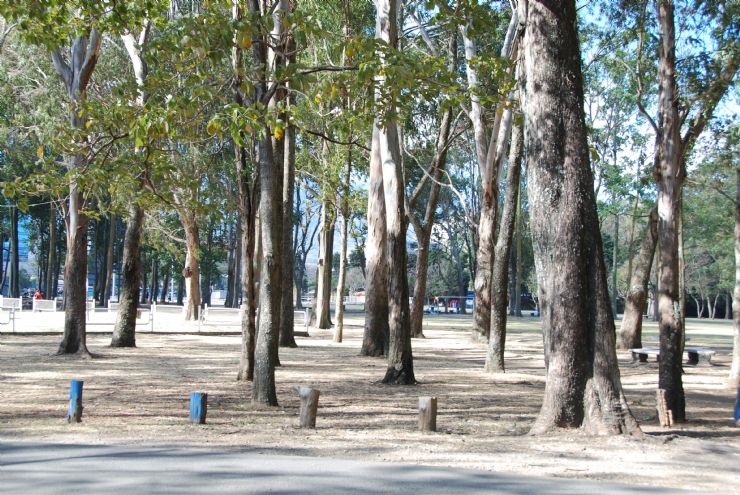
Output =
[
  {"x1": 0, "y1": 307, "x2": 16, "y2": 333},
  {"x1": 32, "y1": 299, "x2": 58, "y2": 312},
  {"x1": 0, "y1": 296, "x2": 22, "y2": 311}
]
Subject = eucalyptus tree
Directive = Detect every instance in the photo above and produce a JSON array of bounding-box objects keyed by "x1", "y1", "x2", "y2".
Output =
[
  {"x1": 0, "y1": 1, "x2": 157, "y2": 354},
  {"x1": 624, "y1": 0, "x2": 737, "y2": 421},
  {"x1": 461, "y1": 3, "x2": 519, "y2": 342},
  {"x1": 519, "y1": 0, "x2": 640, "y2": 435},
  {"x1": 403, "y1": 7, "x2": 460, "y2": 340}
]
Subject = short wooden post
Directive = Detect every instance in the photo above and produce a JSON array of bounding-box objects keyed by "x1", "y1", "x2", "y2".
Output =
[
  {"x1": 67, "y1": 380, "x2": 84, "y2": 423},
  {"x1": 656, "y1": 389, "x2": 673, "y2": 427},
  {"x1": 419, "y1": 396, "x2": 437, "y2": 432},
  {"x1": 734, "y1": 387, "x2": 739, "y2": 426},
  {"x1": 294, "y1": 386, "x2": 320, "y2": 428},
  {"x1": 189, "y1": 392, "x2": 207, "y2": 424}
]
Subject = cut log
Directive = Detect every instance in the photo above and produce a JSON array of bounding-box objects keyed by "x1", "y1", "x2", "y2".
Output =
[
  {"x1": 656, "y1": 389, "x2": 673, "y2": 428},
  {"x1": 189, "y1": 392, "x2": 207, "y2": 424},
  {"x1": 294, "y1": 386, "x2": 320, "y2": 428},
  {"x1": 67, "y1": 379, "x2": 84, "y2": 423},
  {"x1": 418, "y1": 396, "x2": 437, "y2": 432}
]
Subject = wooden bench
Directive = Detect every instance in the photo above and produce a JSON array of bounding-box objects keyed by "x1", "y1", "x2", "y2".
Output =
[{"x1": 629, "y1": 347, "x2": 716, "y2": 365}]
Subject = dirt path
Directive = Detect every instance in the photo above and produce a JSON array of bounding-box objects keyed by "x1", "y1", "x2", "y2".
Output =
[{"x1": 1, "y1": 314, "x2": 738, "y2": 492}]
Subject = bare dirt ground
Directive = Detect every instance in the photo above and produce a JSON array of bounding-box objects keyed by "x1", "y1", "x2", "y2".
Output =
[{"x1": 1, "y1": 311, "x2": 738, "y2": 493}]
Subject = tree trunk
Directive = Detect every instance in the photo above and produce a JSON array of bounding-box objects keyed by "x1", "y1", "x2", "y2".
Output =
[
  {"x1": 612, "y1": 204, "x2": 620, "y2": 316},
  {"x1": 334, "y1": 209, "x2": 349, "y2": 343},
  {"x1": 232, "y1": 1, "x2": 257, "y2": 382},
  {"x1": 225, "y1": 224, "x2": 236, "y2": 308},
  {"x1": 362, "y1": 125, "x2": 390, "y2": 357},
  {"x1": 252, "y1": 131, "x2": 280, "y2": 405},
  {"x1": 520, "y1": 0, "x2": 640, "y2": 435},
  {"x1": 514, "y1": 192, "x2": 523, "y2": 317},
  {"x1": 410, "y1": 225, "x2": 431, "y2": 338},
  {"x1": 487, "y1": 121, "x2": 523, "y2": 373},
  {"x1": 250, "y1": 0, "x2": 282, "y2": 404},
  {"x1": 465, "y1": 12, "x2": 519, "y2": 343},
  {"x1": 619, "y1": 207, "x2": 658, "y2": 349},
  {"x1": 236, "y1": 141, "x2": 258, "y2": 382},
  {"x1": 655, "y1": 0, "x2": 686, "y2": 423},
  {"x1": 140, "y1": 255, "x2": 148, "y2": 305},
  {"x1": 9, "y1": 205, "x2": 19, "y2": 298},
  {"x1": 111, "y1": 204, "x2": 144, "y2": 347},
  {"x1": 58, "y1": 189, "x2": 90, "y2": 355},
  {"x1": 409, "y1": 34, "x2": 456, "y2": 338},
  {"x1": 102, "y1": 214, "x2": 115, "y2": 306},
  {"x1": 45, "y1": 203, "x2": 56, "y2": 298},
  {"x1": 176, "y1": 275, "x2": 184, "y2": 305},
  {"x1": 315, "y1": 199, "x2": 335, "y2": 329},
  {"x1": 181, "y1": 214, "x2": 201, "y2": 320},
  {"x1": 730, "y1": 163, "x2": 740, "y2": 387},
  {"x1": 51, "y1": 31, "x2": 101, "y2": 356},
  {"x1": 160, "y1": 270, "x2": 170, "y2": 304},
  {"x1": 626, "y1": 194, "x2": 640, "y2": 283},
  {"x1": 376, "y1": 0, "x2": 414, "y2": 385},
  {"x1": 334, "y1": 148, "x2": 351, "y2": 344},
  {"x1": 150, "y1": 257, "x2": 158, "y2": 304},
  {"x1": 725, "y1": 291, "x2": 731, "y2": 320},
  {"x1": 280, "y1": 80, "x2": 297, "y2": 348}
]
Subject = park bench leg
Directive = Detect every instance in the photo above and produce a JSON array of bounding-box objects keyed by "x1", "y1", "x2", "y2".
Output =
[
  {"x1": 632, "y1": 352, "x2": 648, "y2": 363},
  {"x1": 687, "y1": 352, "x2": 699, "y2": 365}
]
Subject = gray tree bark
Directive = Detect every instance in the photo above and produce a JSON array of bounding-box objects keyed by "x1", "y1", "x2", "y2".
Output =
[
  {"x1": 376, "y1": 0, "x2": 414, "y2": 385},
  {"x1": 9, "y1": 205, "x2": 19, "y2": 298},
  {"x1": 463, "y1": 12, "x2": 518, "y2": 342},
  {"x1": 45, "y1": 202, "x2": 57, "y2": 299},
  {"x1": 730, "y1": 163, "x2": 740, "y2": 387},
  {"x1": 111, "y1": 204, "x2": 144, "y2": 347},
  {"x1": 486, "y1": 121, "x2": 523, "y2": 373},
  {"x1": 618, "y1": 207, "x2": 658, "y2": 349},
  {"x1": 361, "y1": 125, "x2": 389, "y2": 356},
  {"x1": 51, "y1": 30, "x2": 101, "y2": 355},
  {"x1": 520, "y1": 0, "x2": 640, "y2": 435},
  {"x1": 314, "y1": 198, "x2": 335, "y2": 330}
]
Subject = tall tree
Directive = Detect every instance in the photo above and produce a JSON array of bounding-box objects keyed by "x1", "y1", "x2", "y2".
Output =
[
  {"x1": 519, "y1": 0, "x2": 640, "y2": 435},
  {"x1": 462, "y1": 7, "x2": 518, "y2": 342},
  {"x1": 407, "y1": 28, "x2": 457, "y2": 340},
  {"x1": 633, "y1": 0, "x2": 738, "y2": 421},
  {"x1": 112, "y1": 19, "x2": 152, "y2": 348},
  {"x1": 486, "y1": 120, "x2": 523, "y2": 373},
  {"x1": 361, "y1": 125, "x2": 389, "y2": 357},
  {"x1": 374, "y1": 0, "x2": 414, "y2": 385},
  {"x1": 51, "y1": 28, "x2": 101, "y2": 354}
]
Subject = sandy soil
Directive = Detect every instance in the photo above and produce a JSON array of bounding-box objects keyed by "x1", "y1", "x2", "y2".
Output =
[{"x1": 1, "y1": 312, "x2": 738, "y2": 493}]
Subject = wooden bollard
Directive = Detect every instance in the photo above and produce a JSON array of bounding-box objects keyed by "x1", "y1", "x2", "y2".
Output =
[
  {"x1": 656, "y1": 389, "x2": 673, "y2": 427},
  {"x1": 294, "y1": 386, "x2": 320, "y2": 428},
  {"x1": 419, "y1": 396, "x2": 437, "y2": 432},
  {"x1": 189, "y1": 392, "x2": 207, "y2": 424},
  {"x1": 67, "y1": 380, "x2": 84, "y2": 423}
]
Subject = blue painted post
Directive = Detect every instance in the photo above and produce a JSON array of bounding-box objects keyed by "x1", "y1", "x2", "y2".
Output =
[
  {"x1": 735, "y1": 387, "x2": 739, "y2": 425},
  {"x1": 189, "y1": 392, "x2": 207, "y2": 424},
  {"x1": 67, "y1": 380, "x2": 84, "y2": 423}
]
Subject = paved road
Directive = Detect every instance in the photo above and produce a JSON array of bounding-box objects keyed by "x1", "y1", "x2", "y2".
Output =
[{"x1": 0, "y1": 442, "x2": 702, "y2": 494}]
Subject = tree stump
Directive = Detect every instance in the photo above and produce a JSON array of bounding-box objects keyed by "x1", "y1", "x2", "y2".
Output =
[
  {"x1": 656, "y1": 389, "x2": 673, "y2": 427},
  {"x1": 294, "y1": 386, "x2": 320, "y2": 428},
  {"x1": 67, "y1": 380, "x2": 84, "y2": 423},
  {"x1": 189, "y1": 392, "x2": 207, "y2": 424},
  {"x1": 418, "y1": 396, "x2": 437, "y2": 432}
]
